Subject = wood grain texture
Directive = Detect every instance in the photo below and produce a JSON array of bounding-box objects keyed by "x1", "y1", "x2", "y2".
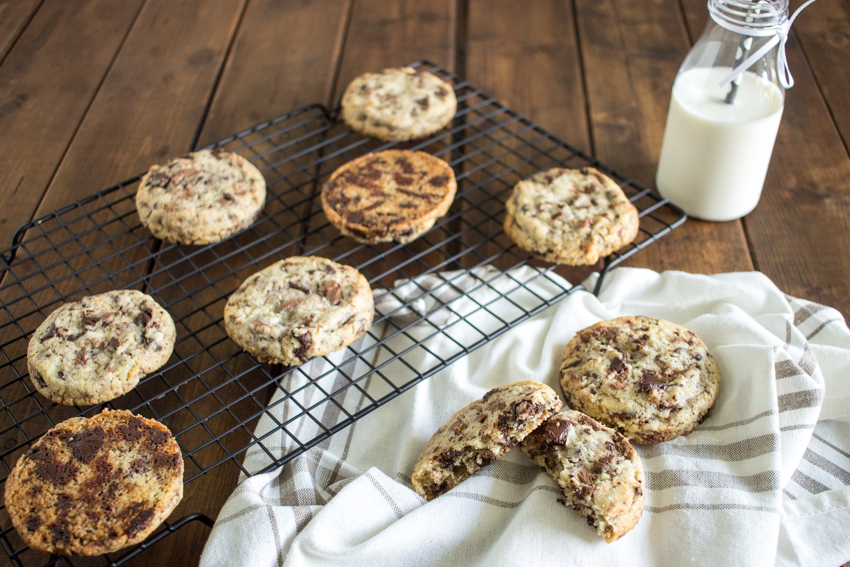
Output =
[
  {"x1": 680, "y1": 0, "x2": 850, "y2": 318},
  {"x1": 465, "y1": 0, "x2": 599, "y2": 284},
  {"x1": 575, "y1": 0, "x2": 753, "y2": 276},
  {"x1": 0, "y1": 0, "x2": 144, "y2": 248},
  {"x1": 0, "y1": 0, "x2": 42, "y2": 63},
  {"x1": 466, "y1": 0, "x2": 590, "y2": 154},
  {"x1": 791, "y1": 0, "x2": 850, "y2": 152},
  {"x1": 746, "y1": 37, "x2": 850, "y2": 318},
  {"x1": 0, "y1": 2, "x2": 248, "y2": 565},
  {"x1": 32, "y1": 0, "x2": 248, "y2": 218},
  {"x1": 334, "y1": 0, "x2": 457, "y2": 95},
  {"x1": 0, "y1": 1, "x2": 848, "y2": 565},
  {"x1": 197, "y1": 0, "x2": 351, "y2": 147}
]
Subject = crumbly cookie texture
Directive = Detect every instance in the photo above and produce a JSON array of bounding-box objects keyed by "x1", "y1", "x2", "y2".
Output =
[
  {"x1": 4, "y1": 410, "x2": 183, "y2": 556},
  {"x1": 341, "y1": 66, "x2": 457, "y2": 141},
  {"x1": 411, "y1": 381, "x2": 563, "y2": 501},
  {"x1": 503, "y1": 167, "x2": 639, "y2": 265},
  {"x1": 27, "y1": 290, "x2": 176, "y2": 406},
  {"x1": 321, "y1": 150, "x2": 457, "y2": 244},
  {"x1": 224, "y1": 256, "x2": 373, "y2": 366},
  {"x1": 136, "y1": 148, "x2": 266, "y2": 245},
  {"x1": 559, "y1": 316, "x2": 720, "y2": 444},
  {"x1": 520, "y1": 409, "x2": 645, "y2": 543}
]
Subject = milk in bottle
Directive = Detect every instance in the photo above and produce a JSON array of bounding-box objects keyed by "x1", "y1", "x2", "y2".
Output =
[{"x1": 656, "y1": 67, "x2": 784, "y2": 221}]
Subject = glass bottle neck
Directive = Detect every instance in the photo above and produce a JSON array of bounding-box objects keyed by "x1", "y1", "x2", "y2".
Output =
[
  {"x1": 708, "y1": 0, "x2": 789, "y2": 36},
  {"x1": 677, "y1": 4, "x2": 787, "y2": 96}
]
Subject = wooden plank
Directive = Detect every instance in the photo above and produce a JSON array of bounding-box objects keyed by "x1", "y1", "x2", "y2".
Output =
[
  {"x1": 575, "y1": 0, "x2": 752, "y2": 277},
  {"x1": 3, "y1": 0, "x2": 249, "y2": 331},
  {"x1": 0, "y1": 0, "x2": 145, "y2": 249},
  {"x1": 782, "y1": 0, "x2": 850, "y2": 152},
  {"x1": 678, "y1": 0, "x2": 708, "y2": 41},
  {"x1": 466, "y1": 0, "x2": 590, "y2": 155},
  {"x1": 679, "y1": 0, "x2": 850, "y2": 318},
  {"x1": 464, "y1": 0, "x2": 601, "y2": 285},
  {"x1": 197, "y1": 0, "x2": 352, "y2": 147},
  {"x1": 334, "y1": 0, "x2": 457, "y2": 94},
  {"x1": 32, "y1": 0, "x2": 248, "y2": 217},
  {"x1": 746, "y1": 37, "x2": 850, "y2": 318},
  {"x1": 0, "y1": 0, "x2": 42, "y2": 63}
]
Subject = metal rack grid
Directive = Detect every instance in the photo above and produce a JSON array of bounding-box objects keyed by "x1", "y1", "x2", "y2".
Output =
[{"x1": 0, "y1": 61, "x2": 685, "y2": 566}]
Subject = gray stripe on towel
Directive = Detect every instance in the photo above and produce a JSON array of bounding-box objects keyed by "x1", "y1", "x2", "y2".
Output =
[
  {"x1": 646, "y1": 469, "x2": 779, "y2": 493},
  {"x1": 698, "y1": 410, "x2": 774, "y2": 431},
  {"x1": 812, "y1": 433, "x2": 850, "y2": 462},
  {"x1": 803, "y1": 449, "x2": 850, "y2": 485},
  {"x1": 365, "y1": 471, "x2": 405, "y2": 519},
  {"x1": 774, "y1": 359, "x2": 803, "y2": 380},
  {"x1": 444, "y1": 485, "x2": 563, "y2": 509},
  {"x1": 777, "y1": 389, "x2": 823, "y2": 413},
  {"x1": 640, "y1": 434, "x2": 777, "y2": 462},
  {"x1": 645, "y1": 502, "x2": 776, "y2": 514},
  {"x1": 790, "y1": 469, "x2": 830, "y2": 495}
]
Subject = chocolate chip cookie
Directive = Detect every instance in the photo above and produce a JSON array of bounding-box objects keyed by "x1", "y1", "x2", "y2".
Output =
[
  {"x1": 503, "y1": 167, "x2": 639, "y2": 265},
  {"x1": 4, "y1": 410, "x2": 183, "y2": 556},
  {"x1": 520, "y1": 410, "x2": 645, "y2": 543},
  {"x1": 341, "y1": 66, "x2": 457, "y2": 141},
  {"x1": 136, "y1": 148, "x2": 266, "y2": 245},
  {"x1": 224, "y1": 256, "x2": 374, "y2": 366},
  {"x1": 559, "y1": 316, "x2": 720, "y2": 444},
  {"x1": 411, "y1": 381, "x2": 563, "y2": 501},
  {"x1": 27, "y1": 290, "x2": 176, "y2": 406},
  {"x1": 321, "y1": 150, "x2": 457, "y2": 244}
]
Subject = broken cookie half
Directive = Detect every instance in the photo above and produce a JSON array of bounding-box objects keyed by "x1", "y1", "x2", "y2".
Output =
[
  {"x1": 411, "y1": 380, "x2": 563, "y2": 501},
  {"x1": 520, "y1": 409, "x2": 645, "y2": 543}
]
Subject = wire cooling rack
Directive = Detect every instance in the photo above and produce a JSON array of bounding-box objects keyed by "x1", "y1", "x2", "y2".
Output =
[{"x1": 0, "y1": 61, "x2": 685, "y2": 566}]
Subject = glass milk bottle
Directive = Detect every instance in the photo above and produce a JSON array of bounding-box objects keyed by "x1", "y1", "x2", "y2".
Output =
[{"x1": 656, "y1": 0, "x2": 791, "y2": 222}]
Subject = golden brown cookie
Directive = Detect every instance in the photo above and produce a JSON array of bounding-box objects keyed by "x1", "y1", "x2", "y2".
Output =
[
  {"x1": 559, "y1": 316, "x2": 720, "y2": 444},
  {"x1": 4, "y1": 410, "x2": 183, "y2": 556},
  {"x1": 340, "y1": 67, "x2": 457, "y2": 141},
  {"x1": 321, "y1": 150, "x2": 457, "y2": 244},
  {"x1": 136, "y1": 148, "x2": 266, "y2": 245},
  {"x1": 27, "y1": 290, "x2": 176, "y2": 406},
  {"x1": 504, "y1": 167, "x2": 639, "y2": 265},
  {"x1": 224, "y1": 256, "x2": 374, "y2": 366}
]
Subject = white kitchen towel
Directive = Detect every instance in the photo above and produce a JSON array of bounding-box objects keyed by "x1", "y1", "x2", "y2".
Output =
[{"x1": 199, "y1": 267, "x2": 850, "y2": 567}]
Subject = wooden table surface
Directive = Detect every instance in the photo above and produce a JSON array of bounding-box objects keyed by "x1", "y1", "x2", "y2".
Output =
[{"x1": 0, "y1": 0, "x2": 848, "y2": 565}]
